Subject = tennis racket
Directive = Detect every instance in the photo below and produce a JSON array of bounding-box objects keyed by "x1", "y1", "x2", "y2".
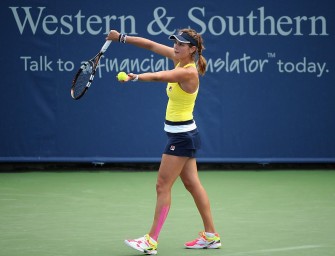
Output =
[{"x1": 71, "y1": 40, "x2": 112, "y2": 100}]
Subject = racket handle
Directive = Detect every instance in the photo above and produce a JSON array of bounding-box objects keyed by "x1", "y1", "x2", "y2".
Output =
[{"x1": 101, "y1": 40, "x2": 112, "y2": 53}]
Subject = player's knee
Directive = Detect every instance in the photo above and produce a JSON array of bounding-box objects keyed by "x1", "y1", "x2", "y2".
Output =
[
  {"x1": 183, "y1": 179, "x2": 196, "y2": 193},
  {"x1": 155, "y1": 179, "x2": 170, "y2": 195}
]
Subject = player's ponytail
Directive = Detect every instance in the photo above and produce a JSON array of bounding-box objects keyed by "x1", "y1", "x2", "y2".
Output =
[
  {"x1": 180, "y1": 29, "x2": 207, "y2": 76},
  {"x1": 196, "y1": 39, "x2": 207, "y2": 76}
]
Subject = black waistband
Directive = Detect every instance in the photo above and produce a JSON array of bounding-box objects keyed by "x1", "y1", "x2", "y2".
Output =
[{"x1": 165, "y1": 119, "x2": 194, "y2": 126}]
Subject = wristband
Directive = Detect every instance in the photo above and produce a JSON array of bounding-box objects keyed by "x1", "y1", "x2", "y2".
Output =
[
  {"x1": 118, "y1": 33, "x2": 127, "y2": 43},
  {"x1": 131, "y1": 75, "x2": 139, "y2": 82}
]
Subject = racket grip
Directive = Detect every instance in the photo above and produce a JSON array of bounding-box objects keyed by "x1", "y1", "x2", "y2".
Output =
[{"x1": 101, "y1": 40, "x2": 112, "y2": 53}]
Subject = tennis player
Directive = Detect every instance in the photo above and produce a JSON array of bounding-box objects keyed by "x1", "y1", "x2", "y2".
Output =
[{"x1": 106, "y1": 29, "x2": 221, "y2": 255}]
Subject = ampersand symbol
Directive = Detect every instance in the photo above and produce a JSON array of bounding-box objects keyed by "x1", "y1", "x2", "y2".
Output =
[{"x1": 147, "y1": 7, "x2": 175, "y2": 35}]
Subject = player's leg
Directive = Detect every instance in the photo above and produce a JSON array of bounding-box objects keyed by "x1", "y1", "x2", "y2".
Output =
[
  {"x1": 148, "y1": 154, "x2": 189, "y2": 240},
  {"x1": 180, "y1": 158, "x2": 215, "y2": 232},
  {"x1": 180, "y1": 158, "x2": 221, "y2": 249},
  {"x1": 124, "y1": 154, "x2": 189, "y2": 254}
]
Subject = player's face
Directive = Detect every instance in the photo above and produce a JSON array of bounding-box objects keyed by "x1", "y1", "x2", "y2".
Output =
[{"x1": 173, "y1": 40, "x2": 195, "y2": 59}]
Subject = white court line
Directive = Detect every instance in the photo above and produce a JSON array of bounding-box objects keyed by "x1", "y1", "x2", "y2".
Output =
[{"x1": 223, "y1": 245, "x2": 324, "y2": 256}]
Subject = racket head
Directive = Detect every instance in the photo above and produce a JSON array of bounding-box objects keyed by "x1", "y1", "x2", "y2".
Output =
[{"x1": 71, "y1": 60, "x2": 95, "y2": 100}]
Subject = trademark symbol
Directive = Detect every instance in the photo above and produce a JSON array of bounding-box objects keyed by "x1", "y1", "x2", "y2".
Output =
[{"x1": 267, "y1": 52, "x2": 276, "y2": 58}]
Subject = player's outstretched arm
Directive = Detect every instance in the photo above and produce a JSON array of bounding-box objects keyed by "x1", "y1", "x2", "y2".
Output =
[{"x1": 106, "y1": 30, "x2": 175, "y2": 60}]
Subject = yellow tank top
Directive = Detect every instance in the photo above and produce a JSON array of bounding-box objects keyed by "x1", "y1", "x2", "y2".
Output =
[{"x1": 165, "y1": 62, "x2": 198, "y2": 122}]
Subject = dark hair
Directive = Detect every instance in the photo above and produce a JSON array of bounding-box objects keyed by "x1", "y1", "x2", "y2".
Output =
[{"x1": 179, "y1": 28, "x2": 207, "y2": 76}]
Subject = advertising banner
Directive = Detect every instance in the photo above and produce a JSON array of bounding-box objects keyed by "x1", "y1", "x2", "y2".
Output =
[{"x1": 1, "y1": 0, "x2": 334, "y2": 163}]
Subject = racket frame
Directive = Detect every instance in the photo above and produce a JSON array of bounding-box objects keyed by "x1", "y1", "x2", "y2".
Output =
[{"x1": 71, "y1": 40, "x2": 112, "y2": 100}]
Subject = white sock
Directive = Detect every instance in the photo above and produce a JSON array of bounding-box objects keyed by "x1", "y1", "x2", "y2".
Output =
[
  {"x1": 205, "y1": 232, "x2": 215, "y2": 237},
  {"x1": 148, "y1": 236, "x2": 157, "y2": 243}
]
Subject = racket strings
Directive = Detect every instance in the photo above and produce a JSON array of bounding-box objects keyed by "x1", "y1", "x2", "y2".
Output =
[{"x1": 72, "y1": 61, "x2": 94, "y2": 99}]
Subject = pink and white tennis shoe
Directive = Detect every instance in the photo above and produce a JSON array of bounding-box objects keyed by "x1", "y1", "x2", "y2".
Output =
[
  {"x1": 184, "y1": 231, "x2": 221, "y2": 249},
  {"x1": 124, "y1": 234, "x2": 158, "y2": 255}
]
